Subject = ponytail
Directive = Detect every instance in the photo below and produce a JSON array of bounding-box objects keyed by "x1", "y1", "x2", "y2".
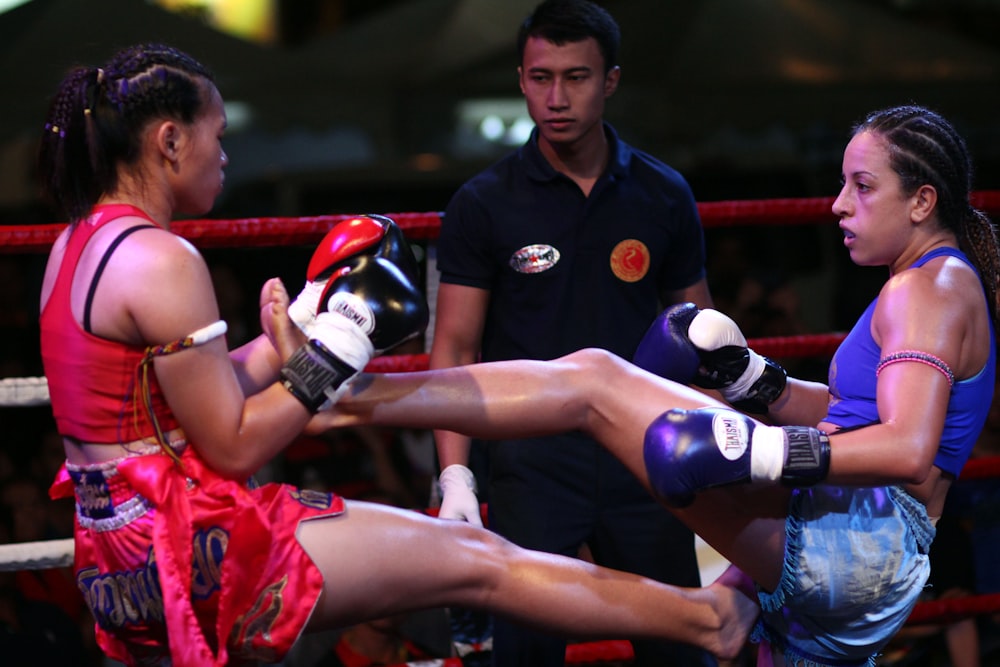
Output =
[{"x1": 959, "y1": 206, "x2": 1000, "y2": 326}]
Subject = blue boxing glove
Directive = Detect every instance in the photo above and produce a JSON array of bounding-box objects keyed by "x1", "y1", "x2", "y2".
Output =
[
  {"x1": 634, "y1": 303, "x2": 787, "y2": 414},
  {"x1": 633, "y1": 302, "x2": 702, "y2": 383},
  {"x1": 643, "y1": 407, "x2": 830, "y2": 508}
]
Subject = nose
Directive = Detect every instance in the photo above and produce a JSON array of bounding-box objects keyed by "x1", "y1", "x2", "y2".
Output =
[
  {"x1": 547, "y1": 79, "x2": 568, "y2": 109},
  {"x1": 831, "y1": 185, "x2": 848, "y2": 218}
]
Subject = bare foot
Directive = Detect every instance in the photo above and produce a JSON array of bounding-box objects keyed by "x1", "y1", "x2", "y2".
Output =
[{"x1": 706, "y1": 564, "x2": 759, "y2": 660}]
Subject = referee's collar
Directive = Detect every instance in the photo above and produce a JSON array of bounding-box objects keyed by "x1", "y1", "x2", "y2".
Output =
[{"x1": 520, "y1": 122, "x2": 631, "y2": 183}]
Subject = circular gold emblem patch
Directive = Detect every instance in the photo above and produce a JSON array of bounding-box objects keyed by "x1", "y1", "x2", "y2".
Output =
[{"x1": 610, "y1": 239, "x2": 650, "y2": 282}]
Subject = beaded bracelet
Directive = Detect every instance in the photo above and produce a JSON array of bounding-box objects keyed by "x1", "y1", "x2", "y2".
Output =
[{"x1": 876, "y1": 350, "x2": 955, "y2": 386}]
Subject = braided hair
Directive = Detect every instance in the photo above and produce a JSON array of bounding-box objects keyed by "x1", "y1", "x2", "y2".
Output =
[
  {"x1": 855, "y1": 105, "x2": 1000, "y2": 325},
  {"x1": 37, "y1": 43, "x2": 214, "y2": 224}
]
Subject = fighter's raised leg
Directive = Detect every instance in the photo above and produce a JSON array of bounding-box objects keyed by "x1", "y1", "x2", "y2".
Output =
[
  {"x1": 320, "y1": 349, "x2": 794, "y2": 588},
  {"x1": 297, "y1": 498, "x2": 759, "y2": 660}
]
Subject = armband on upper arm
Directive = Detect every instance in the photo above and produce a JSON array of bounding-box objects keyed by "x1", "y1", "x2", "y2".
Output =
[{"x1": 876, "y1": 350, "x2": 954, "y2": 386}]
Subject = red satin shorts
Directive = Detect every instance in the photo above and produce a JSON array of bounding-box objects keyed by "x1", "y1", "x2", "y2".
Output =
[{"x1": 51, "y1": 444, "x2": 345, "y2": 667}]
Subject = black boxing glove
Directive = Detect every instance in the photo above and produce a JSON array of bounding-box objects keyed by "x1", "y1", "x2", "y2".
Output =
[
  {"x1": 288, "y1": 214, "x2": 421, "y2": 335},
  {"x1": 316, "y1": 253, "x2": 428, "y2": 355},
  {"x1": 281, "y1": 252, "x2": 429, "y2": 412}
]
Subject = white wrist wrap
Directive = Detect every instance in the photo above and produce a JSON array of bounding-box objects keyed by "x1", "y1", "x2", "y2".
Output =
[
  {"x1": 288, "y1": 280, "x2": 326, "y2": 334},
  {"x1": 750, "y1": 425, "x2": 786, "y2": 483},
  {"x1": 310, "y1": 311, "x2": 374, "y2": 372},
  {"x1": 721, "y1": 349, "x2": 766, "y2": 403}
]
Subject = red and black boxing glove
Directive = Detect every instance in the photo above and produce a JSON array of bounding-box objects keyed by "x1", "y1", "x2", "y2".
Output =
[
  {"x1": 287, "y1": 214, "x2": 421, "y2": 335},
  {"x1": 315, "y1": 252, "x2": 428, "y2": 355},
  {"x1": 281, "y1": 253, "x2": 429, "y2": 412}
]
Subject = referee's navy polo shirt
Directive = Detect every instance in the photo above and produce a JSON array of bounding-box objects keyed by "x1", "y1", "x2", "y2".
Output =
[{"x1": 438, "y1": 123, "x2": 707, "y2": 363}]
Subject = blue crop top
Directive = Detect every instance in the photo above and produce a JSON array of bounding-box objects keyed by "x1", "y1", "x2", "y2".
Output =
[{"x1": 825, "y1": 247, "x2": 996, "y2": 477}]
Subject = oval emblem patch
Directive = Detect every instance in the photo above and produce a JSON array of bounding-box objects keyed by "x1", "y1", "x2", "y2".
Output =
[
  {"x1": 510, "y1": 244, "x2": 560, "y2": 274},
  {"x1": 711, "y1": 410, "x2": 749, "y2": 461},
  {"x1": 610, "y1": 239, "x2": 650, "y2": 282}
]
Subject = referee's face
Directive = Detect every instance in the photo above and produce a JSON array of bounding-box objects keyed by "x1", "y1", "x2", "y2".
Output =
[{"x1": 518, "y1": 35, "x2": 619, "y2": 151}]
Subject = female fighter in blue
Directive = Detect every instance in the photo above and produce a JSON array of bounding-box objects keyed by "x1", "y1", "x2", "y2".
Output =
[{"x1": 314, "y1": 105, "x2": 999, "y2": 666}]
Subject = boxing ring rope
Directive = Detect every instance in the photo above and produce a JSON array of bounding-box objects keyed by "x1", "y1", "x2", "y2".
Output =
[
  {"x1": 3, "y1": 192, "x2": 1000, "y2": 662},
  {"x1": 3, "y1": 190, "x2": 999, "y2": 254}
]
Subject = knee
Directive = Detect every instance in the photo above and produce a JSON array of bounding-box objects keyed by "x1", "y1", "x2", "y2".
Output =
[
  {"x1": 565, "y1": 348, "x2": 638, "y2": 399},
  {"x1": 560, "y1": 348, "x2": 630, "y2": 386},
  {"x1": 444, "y1": 520, "x2": 512, "y2": 567},
  {"x1": 443, "y1": 522, "x2": 519, "y2": 594}
]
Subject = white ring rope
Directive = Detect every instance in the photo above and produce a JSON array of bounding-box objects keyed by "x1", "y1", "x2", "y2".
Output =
[
  {"x1": 0, "y1": 375, "x2": 51, "y2": 406},
  {"x1": 0, "y1": 537, "x2": 74, "y2": 572},
  {"x1": 0, "y1": 376, "x2": 70, "y2": 570}
]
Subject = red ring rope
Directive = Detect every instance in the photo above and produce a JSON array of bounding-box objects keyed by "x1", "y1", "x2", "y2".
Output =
[
  {"x1": 959, "y1": 455, "x2": 1000, "y2": 481},
  {"x1": 4, "y1": 191, "x2": 999, "y2": 253},
  {"x1": 907, "y1": 592, "x2": 1000, "y2": 626},
  {"x1": 333, "y1": 639, "x2": 638, "y2": 667}
]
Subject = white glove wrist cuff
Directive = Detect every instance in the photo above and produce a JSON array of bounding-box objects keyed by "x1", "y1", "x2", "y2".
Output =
[
  {"x1": 750, "y1": 425, "x2": 785, "y2": 482},
  {"x1": 722, "y1": 349, "x2": 766, "y2": 402},
  {"x1": 311, "y1": 311, "x2": 375, "y2": 371}
]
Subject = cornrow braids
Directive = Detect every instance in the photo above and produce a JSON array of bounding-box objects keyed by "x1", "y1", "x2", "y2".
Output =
[
  {"x1": 36, "y1": 43, "x2": 215, "y2": 224},
  {"x1": 855, "y1": 105, "x2": 1000, "y2": 326},
  {"x1": 961, "y1": 207, "x2": 1000, "y2": 324}
]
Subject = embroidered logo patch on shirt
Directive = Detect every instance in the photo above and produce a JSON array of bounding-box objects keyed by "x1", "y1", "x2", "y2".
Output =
[
  {"x1": 610, "y1": 239, "x2": 650, "y2": 282},
  {"x1": 510, "y1": 244, "x2": 560, "y2": 274}
]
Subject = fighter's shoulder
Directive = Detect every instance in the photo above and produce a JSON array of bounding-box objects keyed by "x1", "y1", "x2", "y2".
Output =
[{"x1": 875, "y1": 261, "x2": 973, "y2": 337}]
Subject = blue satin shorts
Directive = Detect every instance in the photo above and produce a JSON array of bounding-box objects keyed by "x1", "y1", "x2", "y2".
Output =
[{"x1": 752, "y1": 485, "x2": 934, "y2": 666}]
